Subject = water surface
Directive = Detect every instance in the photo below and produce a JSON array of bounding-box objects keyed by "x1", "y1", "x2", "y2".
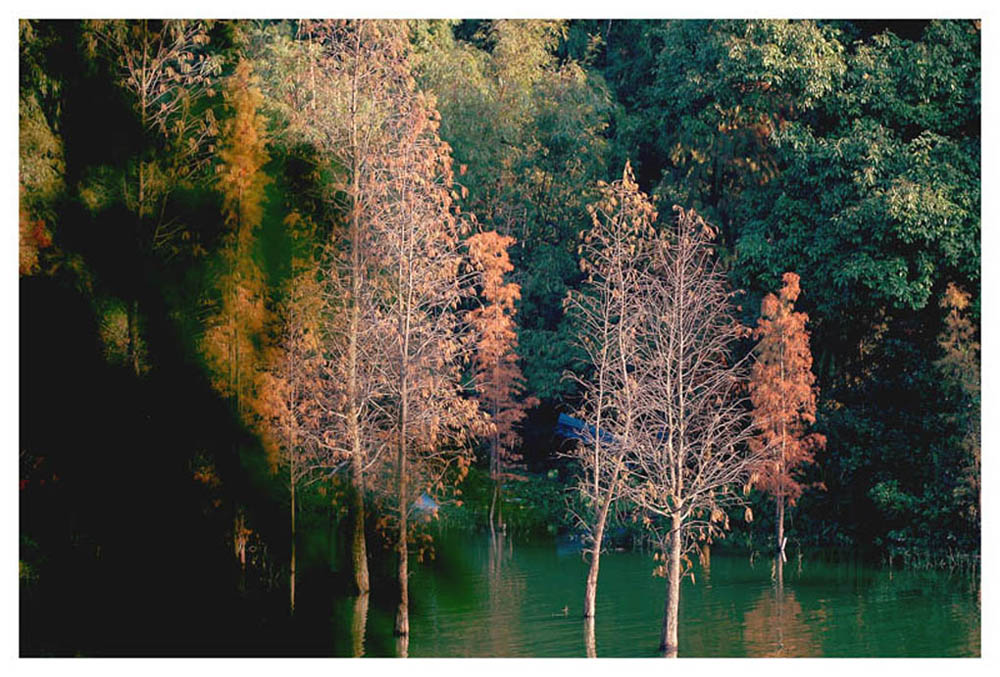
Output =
[{"x1": 365, "y1": 534, "x2": 980, "y2": 658}]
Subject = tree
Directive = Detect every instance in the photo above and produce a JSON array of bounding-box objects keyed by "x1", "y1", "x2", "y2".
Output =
[
  {"x1": 84, "y1": 19, "x2": 219, "y2": 375},
  {"x1": 935, "y1": 282, "x2": 980, "y2": 532},
  {"x1": 262, "y1": 19, "x2": 396, "y2": 597},
  {"x1": 362, "y1": 40, "x2": 484, "y2": 638},
  {"x1": 271, "y1": 19, "x2": 484, "y2": 636},
  {"x1": 466, "y1": 230, "x2": 539, "y2": 531},
  {"x1": 616, "y1": 20, "x2": 845, "y2": 248},
  {"x1": 749, "y1": 272, "x2": 826, "y2": 554},
  {"x1": 565, "y1": 161, "x2": 655, "y2": 623},
  {"x1": 626, "y1": 206, "x2": 759, "y2": 656},
  {"x1": 256, "y1": 262, "x2": 325, "y2": 614},
  {"x1": 200, "y1": 59, "x2": 270, "y2": 421},
  {"x1": 19, "y1": 22, "x2": 63, "y2": 277}
]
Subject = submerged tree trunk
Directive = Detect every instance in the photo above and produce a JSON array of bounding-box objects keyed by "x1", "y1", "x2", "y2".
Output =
[
  {"x1": 583, "y1": 453, "x2": 625, "y2": 620},
  {"x1": 489, "y1": 482, "x2": 498, "y2": 536},
  {"x1": 584, "y1": 615, "x2": 597, "y2": 658},
  {"x1": 583, "y1": 494, "x2": 612, "y2": 619},
  {"x1": 659, "y1": 513, "x2": 682, "y2": 657},
  {"x1": 346, "y1": 24, "x2": 370, "y2": 598},
  {"x1": 699, "y1": 541, "x2": 711, "y2": 570},
  {"x1": 488, "y1": 427, "x2": 501, "y2": 533}
]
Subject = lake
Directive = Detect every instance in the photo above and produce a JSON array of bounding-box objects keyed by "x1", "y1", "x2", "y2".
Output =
[
  {"x1": 326, "y1": 533, "x2": 980, "y2": 657},
  {"x1": 20, "y1": 531, "x2": 980, "y2": 657}
]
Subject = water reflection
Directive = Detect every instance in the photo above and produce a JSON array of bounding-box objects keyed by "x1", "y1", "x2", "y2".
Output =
[
  {"x1": 486, "y1": 531, "x2": 523, "y2": 655},
  {"x1": 396, "y1": 536, "x2": 978, "y2": 658},
  {"x1": 351, "y1": 593, "x2": 369, "y2": 657},
  {"x1": 395, "y1": 633, "x2": 409, "y2": 658},
  {"x1": 742, "y1": 555, "x2": 820, "y2": 657}
]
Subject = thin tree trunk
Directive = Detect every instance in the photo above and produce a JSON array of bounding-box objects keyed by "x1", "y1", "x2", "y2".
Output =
[
  {"x1": 584, "y1": 449, "x2": 627, "y2": 619},
  {"x1": 128, "y1": 298, "x2": 140, "y2": 376},
  {"x1": 489, "y1": 428, "x2": 498, "y2": 533},
  {"x1": 347, "y1": 21, "x2": 370, "y2": 598},
  {"x1": 290, "y1": 469, "x2": 296, "y2": 613},
  {"x1": 777, "y1": 493, "x2": 785, "y2": 556},
  {"x1": 489, "y1": 483, "x2": 498, "y2": 535},
  {"x1": 777, "y1": 346, "x2": 786, "y2": 555},
  {"x1": 130, "y1": 32, "x2": 147, "y2": 379},
  {"x1": 395, "y1": 364, "x2": 410, "y2": 638},
  {"x1": 584, "y1": 615, "x2": 597, "y2": 658},
  {"x1": 583, "y1": 497, "x2": 610, "y2": 619},
  {"x1": 395, "y1": 422, "x2": 409, "y2": 637},
  {"x1": 659, "y1": 513, "x2": 682, "y2": 657},
  {"x1": 699, "y1": 541, "x2": 711, "y2": 569}
]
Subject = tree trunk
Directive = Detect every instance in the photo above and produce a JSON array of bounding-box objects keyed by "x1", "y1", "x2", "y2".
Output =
[
  {"x1": 350, "y1": 456, "x2": 370, "y2": 595},
  {"x1": 346, "y1": 24, "x2": 370, "y2": 598},
  {"x1": 290, "y1": 476, "x2": 296, "y2": 613},
  {"x1": 582, "y1": 495, "x2": 611, "y2": 619},
  {"x1": 776, "y1": 493, "x2": 785, "y2": 556},
  {"x1": 584, "y1": 615, "x2": 597, "y2": 658},
  {"x1": 659, "y1": 513, "x2": 682, "y2": 657},
  {"x1": 488, "y1": 428, "x2": 499, "y2": 532},
  {"x1": 699, "y1": 541, "x2": 711, "y2": 569},
  {"x1": 489, "y1": 483, "x2": 498, "y2": 536},
  {"x1": 128, "y1": 298, "x2": 140, "y2": 376},
  {"x1": 394, "y1": 385, "x2": 410, "y2": 638}
]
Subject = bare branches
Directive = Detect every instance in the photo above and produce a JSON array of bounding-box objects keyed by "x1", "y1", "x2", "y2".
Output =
[
  {"x1": 566, "y1": 161, "x2": 656, "y2": 618},
  {"x1": 624, "y1": 206, "x2": 758, "y2": 544}
]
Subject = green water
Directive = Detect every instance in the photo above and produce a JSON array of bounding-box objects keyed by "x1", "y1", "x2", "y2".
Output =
[{"x1": 333, "y1": 534, "x2": 980, "y2": 658}]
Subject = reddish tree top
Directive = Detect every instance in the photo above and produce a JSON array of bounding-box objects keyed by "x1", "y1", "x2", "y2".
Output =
[
  {"x1": 466, "y1": 230, "x2": 538, "y2": 475},
  {"x1": 749, "y1": 272, "x2": 825, "y2": 505}
]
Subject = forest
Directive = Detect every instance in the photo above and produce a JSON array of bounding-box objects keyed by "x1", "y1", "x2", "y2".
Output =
[{"x1": 19, "y1": 19, "x2": 980, "y2": 658}]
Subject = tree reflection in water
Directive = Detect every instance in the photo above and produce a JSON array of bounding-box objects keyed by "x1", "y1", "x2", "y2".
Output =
[
  {"x1": 742, "y1": 555, "x2": 820, "y2": 657},
  {"x1": 352, "y1": 593, "x2": 369, "y2": 657},
  {"x1": 486, "y1": 530, "x2": 522, "y2": 655}
]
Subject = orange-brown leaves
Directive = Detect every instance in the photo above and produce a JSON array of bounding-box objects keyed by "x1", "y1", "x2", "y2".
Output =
[
  {"x1": 199, "y1": 58, "x2": 270, "y2": 426},
  {"x1": 466, "y1": 230, "x2": 537, "y2": 475},
  {"x1": 749, "y1": 272, "x2": 825, "y2": 504},
  {"x1": 216, "y1": 59, "x2": 270, "y2": 243}
]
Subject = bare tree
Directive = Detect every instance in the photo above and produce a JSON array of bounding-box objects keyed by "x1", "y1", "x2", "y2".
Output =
[
  {"x1": 626, "y1": 206, "x2": 759, "y2": 656},
  {"x1": 565, "y1": 162, "x2": 656, "y2": 624}
]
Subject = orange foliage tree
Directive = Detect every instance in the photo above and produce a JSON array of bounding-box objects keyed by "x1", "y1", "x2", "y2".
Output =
[
  {"x1": 749, "y1": 272, "x2": 825, "y2": 554},
  {"x1": 201, "y1": 59, "x2": 270, "y2": 422},
  {"x1": 256, "y1": 261, "x2": 325, "y2": 614},
  {"x1": 935, "y1": 283, "x2": 980, "y2": 530},
  {"x1": 466, "y1": 230, "x2": 539, "y2": 531},
  {"x1": 365, "y1": 58, "x2": 484, "y2": 642}
]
